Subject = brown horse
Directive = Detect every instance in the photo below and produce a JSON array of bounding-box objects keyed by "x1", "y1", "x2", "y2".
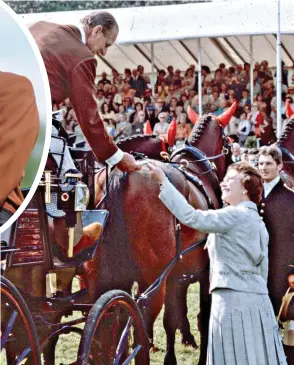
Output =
[
  {"x1": 113, "y1": 109, "x2": 234, "y2": 352},
  {"x1": 2, "y1": 111, "x2": 231, "y2": 365},
  {"x1": 78, "y1": 110, "x2": 234, "y2": 365}
]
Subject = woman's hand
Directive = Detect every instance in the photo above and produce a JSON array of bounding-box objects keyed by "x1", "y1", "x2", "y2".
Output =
[{"x1": 147, "y1": 162, "x2": 166, "y2": 184}]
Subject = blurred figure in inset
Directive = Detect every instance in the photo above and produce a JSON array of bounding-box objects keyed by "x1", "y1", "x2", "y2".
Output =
[{"x1": 0, "y1": 72, "x2": 39, "y2": 226}]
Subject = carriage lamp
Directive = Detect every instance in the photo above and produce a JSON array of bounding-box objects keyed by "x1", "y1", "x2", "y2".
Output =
[
  {"x1": 58, "y1": 169, "x2": 90, "y2": 257},
  {"x1": 39, "y1": 170, "x2": 52, "y2": 204},
  {"x1": 74, "y1": 182, "x2": 90, "y2": 212}
]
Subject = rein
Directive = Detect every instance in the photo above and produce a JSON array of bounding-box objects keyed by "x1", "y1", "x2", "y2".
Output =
[{"x1": 158, "y1": 146, "x2": 228, "y2": 176}]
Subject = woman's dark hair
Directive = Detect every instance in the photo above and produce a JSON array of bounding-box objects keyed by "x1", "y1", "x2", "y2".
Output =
[
  {"x1": 101, "y1": 102, "x2": 115, "y2": 114},
  {"x1": 185, "y1": 68, "x2": 194, "y2": 77},
  {"x1": 202, "y1": 66, "x2": 211, "y2": 74},
  {"x1": 80, "y1": 11, "x2": 119, "y2": 34},
  {"x1": 134, "y1": 102, "x2": 143, "y2": 111},
  {"x1": 227, "y1": 162, "x2": 263, "y2": 204}
]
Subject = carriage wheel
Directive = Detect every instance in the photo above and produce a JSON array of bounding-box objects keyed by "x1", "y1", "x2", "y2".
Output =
[
  {"x1": 0, "y1": 276, "x2": 41, "y2": 365},
  {"x1": 77, "y1": 290, "x2": 149, "y2": 365}
]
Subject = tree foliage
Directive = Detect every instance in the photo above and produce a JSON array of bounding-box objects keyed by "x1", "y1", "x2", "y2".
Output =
[{"x1": 5, "y1": 1, "x2": 211, "y2": 14}]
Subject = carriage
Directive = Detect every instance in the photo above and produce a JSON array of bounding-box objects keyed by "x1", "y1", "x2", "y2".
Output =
[{"x1": 0, "y1": 111, "x2": 208, "y2": 365}]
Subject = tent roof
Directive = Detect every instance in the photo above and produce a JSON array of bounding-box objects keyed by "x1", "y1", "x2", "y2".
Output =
[{"x1": 20, "y1": 1, "x2": 294, "y2": 73}]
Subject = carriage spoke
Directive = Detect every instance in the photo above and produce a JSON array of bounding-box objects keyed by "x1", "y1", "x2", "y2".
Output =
[
  {"x1": 1, "y1": 310, "x2": 18, "y2": 350},
  {"x1": 121, "y1": 344, "x2": 142, "y2": 365},
  {"x1": 109, "y1": 305, "x2": 121, "y2": 360},
  {"x1": 113, "y1": 317, "x2": 133, "y2": 365},
  {"x1": 13, "y1": 347, "x2": 31, "y2": 365}
]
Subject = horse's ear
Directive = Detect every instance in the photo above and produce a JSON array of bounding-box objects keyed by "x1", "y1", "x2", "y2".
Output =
[
  {"x1": 167, "y1": 118, "x2": 177, "y2": 147},
  {"x1": 286, "y1": 100, "x2": 294, "y2": 118},
  {"x1": 187, "y1": 105, "x2": 200, "y2": 125},
  {"x1": 143, "y1": 120, "x2": 153, "y2": 135},
  {"x1": 216, "y1": 101, "x2": 237, "y2": 127}
]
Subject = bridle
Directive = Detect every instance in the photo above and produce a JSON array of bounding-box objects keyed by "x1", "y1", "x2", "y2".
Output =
[{"x1": 159, "y1": 130, "x2": 230, "y2": 175}]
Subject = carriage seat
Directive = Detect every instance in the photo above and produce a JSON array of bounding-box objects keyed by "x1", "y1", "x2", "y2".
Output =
[{"x1": 69, "y1": 146, "x2": 93, "y2": 161}]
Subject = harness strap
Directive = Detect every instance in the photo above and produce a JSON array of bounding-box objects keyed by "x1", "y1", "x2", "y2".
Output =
[
  {"x1": 175, "y1": 222, "x2": 182, "y2": 261},
  {"x1": 170, "y1": 164, "x2": 215, "y2": 210}
]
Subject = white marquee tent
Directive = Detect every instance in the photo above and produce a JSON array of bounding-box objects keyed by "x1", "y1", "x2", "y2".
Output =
[{"x1": 20, "y1": 0, "x2": 294, "y2": 75}]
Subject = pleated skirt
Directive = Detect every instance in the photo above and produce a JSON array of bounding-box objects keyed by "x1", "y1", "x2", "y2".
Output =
[{"x1": 207, "y1": 289, "x2": 287, "y2": 365}]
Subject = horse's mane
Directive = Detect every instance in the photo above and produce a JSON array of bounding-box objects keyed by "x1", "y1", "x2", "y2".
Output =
[
  {"x1": 277, "y1": 119, "x2": 294, "y2": 146},
  {"x1": 188, "y1": 116, "x2": 212, "y2": 144},
  {"x1": 96, "y1": 170, "x2": 139, "y2": 293},
  {"x1": 116, "y1": 134, "x2": 158, "y2": 145}
]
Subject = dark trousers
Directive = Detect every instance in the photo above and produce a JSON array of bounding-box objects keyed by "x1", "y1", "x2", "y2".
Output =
[{"x1": 284, "y1": 344, "x2": 294, "y2": 365}]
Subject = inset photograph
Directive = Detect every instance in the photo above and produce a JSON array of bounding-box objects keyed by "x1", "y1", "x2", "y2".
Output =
[{"x1": 0, "y1": 0, "x2": 51, "y2": 231}]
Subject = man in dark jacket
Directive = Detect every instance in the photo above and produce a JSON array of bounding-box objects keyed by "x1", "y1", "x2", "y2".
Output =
[{"x1": 258, "y1": 146, "x2": 294, "y2": 318}]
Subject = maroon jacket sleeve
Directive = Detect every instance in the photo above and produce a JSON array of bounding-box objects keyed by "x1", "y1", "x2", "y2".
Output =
[{"x1": 69, "y1": 58, "x2": 118, "y2": 161}]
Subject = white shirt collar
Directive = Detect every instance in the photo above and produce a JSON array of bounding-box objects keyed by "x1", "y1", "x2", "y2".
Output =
[
  {"x1": 263, "y1": 176, "x2": 280, "y2": 198},
  {"x1": 76, "y1": 24, "x2": 86, "y2": 45}
]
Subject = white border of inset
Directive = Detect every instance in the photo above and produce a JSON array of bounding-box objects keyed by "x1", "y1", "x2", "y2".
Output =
[{"x1": 0, "y1": 0, "x2": 52, "y2": 234}]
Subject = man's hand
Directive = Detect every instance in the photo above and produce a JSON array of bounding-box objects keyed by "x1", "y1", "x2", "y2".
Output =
[{"x1": 115, "y1": 152, "x2": 142, "y2": 172}]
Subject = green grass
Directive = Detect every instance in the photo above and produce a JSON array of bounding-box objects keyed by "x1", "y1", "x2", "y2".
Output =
[{"x1": 54, "y1": 282, "x2": 201, "y2": 364}]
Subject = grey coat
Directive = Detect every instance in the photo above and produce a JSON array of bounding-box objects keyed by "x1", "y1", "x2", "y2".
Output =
[{"x1": 159, "y1": 178, "x2": 269, "y2": 294}]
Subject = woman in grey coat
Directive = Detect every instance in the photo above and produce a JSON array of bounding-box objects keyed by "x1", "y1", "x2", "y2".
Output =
[{"x1": 148, "y1": 161, "x2": 286, "y2": 365}]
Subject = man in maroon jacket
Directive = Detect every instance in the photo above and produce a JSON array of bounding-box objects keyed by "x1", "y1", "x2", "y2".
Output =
[{"x1": 30, "y1": 11, "x2": 141, "y2": 172}]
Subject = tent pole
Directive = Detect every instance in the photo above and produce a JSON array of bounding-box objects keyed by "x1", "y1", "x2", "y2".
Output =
[
  {"x1": 151, "y1": 43, "x2": 155, "y2": 96},
  {"x1": 250, "y1": 36, "x2": 254, "y2": 108},
  {"x1": 276, "y1": 0, "x2": 282, "y2": 138},
  {"x1": 198, "y1": 38, "x2": 202, "y2": 117}
]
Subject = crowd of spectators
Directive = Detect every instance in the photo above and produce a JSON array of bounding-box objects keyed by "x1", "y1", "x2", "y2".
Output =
[{"x1": 55, "y1": 61, "x2": 294, "y2": 148}]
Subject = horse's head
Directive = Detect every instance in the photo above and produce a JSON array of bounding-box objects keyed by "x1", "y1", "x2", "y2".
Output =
[
  {"x1": 188, "y1": 102, "x2": 237, "y2": 152},
  {"x1": 187, "y1": 102, "x2": 237, "y2": 180}
]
